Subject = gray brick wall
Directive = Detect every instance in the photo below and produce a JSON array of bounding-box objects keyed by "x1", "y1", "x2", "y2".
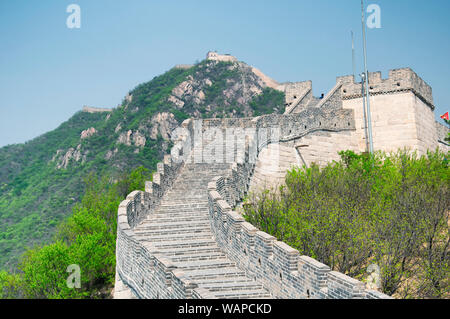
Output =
[
  {"x1": 206, "y1": 134, "x2": 392, "y2": 299},
  {"x1": 115, "y1": 105, "x2": 397, "y2": 299}
]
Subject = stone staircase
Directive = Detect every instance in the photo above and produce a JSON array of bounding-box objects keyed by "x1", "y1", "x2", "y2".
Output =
[{"x1": 132, "y1": 162, "x2": 272, "y2": 299}]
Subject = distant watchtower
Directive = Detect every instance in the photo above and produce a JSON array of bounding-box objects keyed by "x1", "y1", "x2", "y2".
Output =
[{"x1": 206, "y1": 51, "x2": 237, "y2": 62}]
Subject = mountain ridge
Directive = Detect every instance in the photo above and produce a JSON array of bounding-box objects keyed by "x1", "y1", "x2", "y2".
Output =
[{"x1": 0, "y1": 56, "x2": 286, "y2": 270}]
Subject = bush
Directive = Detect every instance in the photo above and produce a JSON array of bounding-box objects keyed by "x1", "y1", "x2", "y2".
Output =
[
  {"x1": 243, "y1": 150, "x2": 449, "y2": 298},
  {"x1": 0, "y1": 271, "x2": 24, "y2": 299},
  {"x1": 249, "y1": 87, "x2": 285, "y2": 116},
  {"x1": 2, "y1": 166, "x2": 150, "y2": 299}
]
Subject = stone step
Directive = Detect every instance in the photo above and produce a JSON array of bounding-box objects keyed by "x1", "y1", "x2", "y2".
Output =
[
  {"x1": 157, "y1": 201, "x2": 209, "y2": 207},
  {"x1": 210, "y1": 289, "x2": 272, "y2": 299},
  {"x1": 164, "y1": 190, "x2": 208, "y2": 195},
  {"x1": 174, "y1": 174, "x2": 217, "y2": 178},
  {"x1": 175, "y1": 178, "x2": 224, "y2": 182},
  {"x1": 147, "y1": 213, "x2": 208, "y2": 221},
  {"x1": 158, "y1": 200, "x2": 209, "y2": 206},
  {"x1": 154, "y1": 209, "x2": 207, "y2": 215},
  {"x1": 134, "y1": 226, "x2": 211, "y2": 237},
  {"x1": 144, "y1": 215, "x2": 207, "y2": 223},
  {"x1": 152, "y1": 239, "x2": 217, "y2": 250},
  {"x1": 136, "y1": 232, "x2": 213, "y2": 243},
  {"x1": 177, "y1": 172, "x2": 227, "y2": 176},
  {"x1": 154, "y1": 207, "x2": 208, "y2": 214},
  {"x1": 183, "y1": 164, "x2": 231, "y2": 170},
  {"x1": 156, "y1": 203, "x2": 208, "y2": 209},
  {"x1": 176, "y1": 171, "x2": 227, "y2": 176},
  {"x1": 199, "y1": 281, "x2": 265, "y2": 292},
  {"x1": 173, "y1": 177, "x2": 224, "y2": 183},
  {"x1": 161, "y1": 197, "x2": 207, "y2": 202},
  {"x1": 177, "y1": 259, "x2": 236, "y2": 271},
  {"x1": 136, "y1": 221, "x2": 210, "y2": 231},
  {"x1": 193, "y1": 275, "x2": 254, "y2": 286},
  {"x1": 152, "y1": 206, "x2": 208, "y2": 213},
  {"x1": 169, "y1": 184, "x2": 212, "y2": 190},
  {"x1": 179, "y1": 172, "x2": 228, "y2": 176},
  {"x1": 181, "y1": 267, "x2": 247, "y2": 280},
  {"x1": 173, "y1": 179, "x2": 214, "y2": 184},
  {"x1": 168, "y1": 182, "x2": 210, "y2": 186},
  {"x1": 158, "y1": 246, "x2": 222, "y2": 256},
  {"x1": 128, "y1": 160, "x2": 274, "y2": 299},
  {"x1": 175, "y1": 174, "x2": 222, "y2": 178},
  {"x1": 169, "y1": 252, "x2": 227, "y2": 263}
]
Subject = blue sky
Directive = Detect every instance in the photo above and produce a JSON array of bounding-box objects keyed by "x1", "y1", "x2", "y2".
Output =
[{"x1": 0, "y1": 0, "x2": 449, "y2": 147}]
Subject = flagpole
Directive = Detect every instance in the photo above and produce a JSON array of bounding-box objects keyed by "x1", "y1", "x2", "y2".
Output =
[
  {"x1": 351, "y1": 31, "x2": 356, "y2": 80},
  {"x1": 361, "y1": 0, "x2": 374, "y2": 154},
  {"x1": 361, "y1": 72, "x2": 370, "y2": 153}
]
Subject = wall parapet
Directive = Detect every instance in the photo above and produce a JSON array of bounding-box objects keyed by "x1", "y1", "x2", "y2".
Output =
[
  {"x1": 82, "y1": 105, "x2": 113, "y2": 113},
  {"x1": 280, "y1": 81, "x2": 312, "y2": 114},
  {"x1": 338, "y1": 68, "x2": 434, "y2": 110},
  {"x1": 115, "y1": 119, "x2": 198, "y2": 299},
  {"x1": 195, "y1": 107, "x2": 356, "y2": 153},
  {"x1": 206, "y1": 135, "x2": 392, "y2": 299},
  {"x1": 436, "y1": 121, "x2": 450, "y2": 146},
  {"x1": 116, "y1": 110, "x2": 394, "y2": 299}
]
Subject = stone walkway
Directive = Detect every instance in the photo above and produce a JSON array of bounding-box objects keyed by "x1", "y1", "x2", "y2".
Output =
[{"x1": 133, "y1": 163, "x2": 272, "y2": 298}]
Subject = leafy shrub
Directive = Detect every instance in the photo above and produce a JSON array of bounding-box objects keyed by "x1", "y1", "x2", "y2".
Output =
[
  {"x1": 0, "y1": 271, "x2": 24, "y2": 299},
  {"x1": 1, "y1": 166, "x2": 151, "y2": 299},
  {"x1": 244, "y1": 150, "x2": 449, "y2": 298},
  {"x1": 249, "y1": 87, "x2": 285, "y2": 116}
]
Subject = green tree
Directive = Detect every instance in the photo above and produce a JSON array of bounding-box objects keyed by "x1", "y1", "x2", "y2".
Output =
[
  {"x1": 0, "y1": 271, "x2": 24, "y2": 299},
  {"x1": 244, "y1": 150, "x2": 449, "y2": 298},
  {"x1": 6, "y1": 166, "x2": 151, "y2": 299}
]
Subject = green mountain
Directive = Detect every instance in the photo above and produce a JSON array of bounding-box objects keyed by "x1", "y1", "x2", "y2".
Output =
[{"x1": 0, "y1": 58, "x2": 285, "y2": 270}]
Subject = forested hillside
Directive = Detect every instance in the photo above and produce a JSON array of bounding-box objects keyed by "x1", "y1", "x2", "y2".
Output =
[{"x1": 0, "y1": 58, "x2": 285, "y2": 271}]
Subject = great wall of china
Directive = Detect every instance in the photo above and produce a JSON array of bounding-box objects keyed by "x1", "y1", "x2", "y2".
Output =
[{"x1": 114, "y1": 56, "x2": 449, "y2": 299}]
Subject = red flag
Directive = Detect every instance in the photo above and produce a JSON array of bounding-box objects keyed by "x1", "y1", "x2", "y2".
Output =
[{"x1": 441, "y1": 112, "x2": 449, "y2": 121}]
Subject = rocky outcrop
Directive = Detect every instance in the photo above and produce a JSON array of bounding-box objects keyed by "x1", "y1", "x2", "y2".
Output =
[
  {"x1": 53, "y1": 144, "x2": 88, "y2": 169},
  {"x1": 170, "y1": 76, "x2": 206, "y2": 107},
  {"x1": 105, "y1": 148, "x2": 118, "y2": 160},
  {"x1": 133, "y1": 132, "x2": 146, "y2": 147},
  {"x1": 168, "y1": 95, "x2": 184, "y2": 109},
  {"x1": 166, "y1": 59, "x2": 284, "y2": 118},
  {"x1": 80, "y1": 127, "x2": 97, "y2": 139},
  {"x1": 125, "y1": 93, "x2": 133, "y2": 103},
  {"x1": 149, "y1": 112, "x2": 178, "y2": 140},
  {"x1": 116, "y1": 130, "x2": 147, "y2": 152},
  {"x1": 118, "y1": 130, "x2": 133, "y2": 146}
]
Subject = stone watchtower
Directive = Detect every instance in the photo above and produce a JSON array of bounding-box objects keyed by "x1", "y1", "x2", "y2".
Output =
[
  {"x1": 206, "y1": 51, "x2": 238, "y2": 63},
  {"x1": 339, "y1": 68, "x2": 440, "y2": 155},
  {"x1": 250, "y1": 68, "x2": 449, "y2": 192}
]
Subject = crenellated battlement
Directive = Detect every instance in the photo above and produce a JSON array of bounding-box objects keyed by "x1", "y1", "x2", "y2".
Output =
[
  {"x1": 338, "y1": 68, "x2": 434, "y2": 109},
  {"x1": 278, "y1": 81, "x2": 313, "y2": 114}
]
